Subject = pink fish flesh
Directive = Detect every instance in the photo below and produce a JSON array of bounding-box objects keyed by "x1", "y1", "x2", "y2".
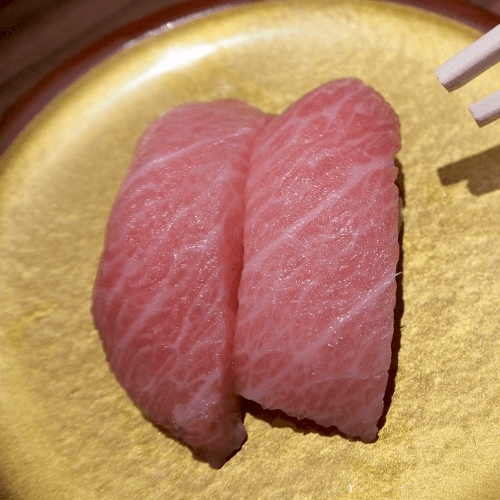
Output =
[
  {"x1": 92, "y1": 100, "x2": 269, "y2": 468},
  {"x1": 234, "y1": 78, "x2": 401, "y2": 440},
  {"x1": 92, "y1": 79, "x2": 401, "y2": 466}
]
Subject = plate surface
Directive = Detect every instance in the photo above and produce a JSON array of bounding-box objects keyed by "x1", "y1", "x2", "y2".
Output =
[{"x1": 1, "y1": 1, "x2": 499, "y2": 498}]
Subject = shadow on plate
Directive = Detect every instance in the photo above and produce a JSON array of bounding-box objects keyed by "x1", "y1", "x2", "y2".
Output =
[
  {"x1": 437, "y1": 144, "x2": 500, "y2": 195},
  {"x1": 377, "y1": 157, "x2": 405, "y2": 431},
  {"x1": 0, "y1": 472, "x2": 15, "y2": 500},
  {"x1": 242, "y1": 399, "x2": 345, "y2": 439}
]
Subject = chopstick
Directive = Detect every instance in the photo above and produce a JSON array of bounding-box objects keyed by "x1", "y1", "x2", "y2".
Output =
[{"x1": 436, "y1": 24, "x2": 500, "y2": 126}]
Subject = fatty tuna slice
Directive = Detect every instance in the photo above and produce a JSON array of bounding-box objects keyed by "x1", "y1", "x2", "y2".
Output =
[
  {"x1": 92, "y1": 100, "x2": 269, "y2": 468},
  {"x1": 234, "y1": 79, "x2": 401, "y2": 440}
]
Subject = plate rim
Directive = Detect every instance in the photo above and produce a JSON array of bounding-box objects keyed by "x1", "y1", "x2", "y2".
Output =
[{"x1": 0, "y1": 0, "x2": 498, "y2": 155}]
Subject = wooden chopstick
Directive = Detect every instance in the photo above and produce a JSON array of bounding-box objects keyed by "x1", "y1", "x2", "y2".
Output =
[
  {"x1": 436, "y1": 24, "x2": 500, "y2": 126},
  {"x1": 469, "y1": 90, "x2": 500, "y2": 126}
]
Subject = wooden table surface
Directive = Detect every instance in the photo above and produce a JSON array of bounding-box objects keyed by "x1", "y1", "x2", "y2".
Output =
[{"x1": 1, "y1": 0, "x2": 499, "y2": 126}]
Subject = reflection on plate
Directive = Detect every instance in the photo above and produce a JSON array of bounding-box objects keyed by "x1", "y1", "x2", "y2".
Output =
[{"x1": 1, "y1": 1, "x2": 499, "y2": 498}]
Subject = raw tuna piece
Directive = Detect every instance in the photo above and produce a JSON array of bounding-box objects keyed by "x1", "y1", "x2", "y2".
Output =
[
  {"x1": 92, "y1": 100, "x2": 269, "y2": 468},
  {"x1": 234, "y1": 78, "x2": 401, "y2": 440}
]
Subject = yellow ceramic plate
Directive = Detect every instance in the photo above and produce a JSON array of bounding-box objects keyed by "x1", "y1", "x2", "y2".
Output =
[{"x1": 1, "y1": 1, "x2": 499, "y2": 498}]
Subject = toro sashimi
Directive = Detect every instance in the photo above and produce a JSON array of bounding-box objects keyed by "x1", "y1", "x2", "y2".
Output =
[
  {"x1": 92, "y1": 78, "x2": 401, "y2": 467},
  {"x1": 234, "y1": 78, "x2": 401, "y2": 440},
  {"x1": 92, "y1": 100, "x2": 269, "y2": 468}
]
